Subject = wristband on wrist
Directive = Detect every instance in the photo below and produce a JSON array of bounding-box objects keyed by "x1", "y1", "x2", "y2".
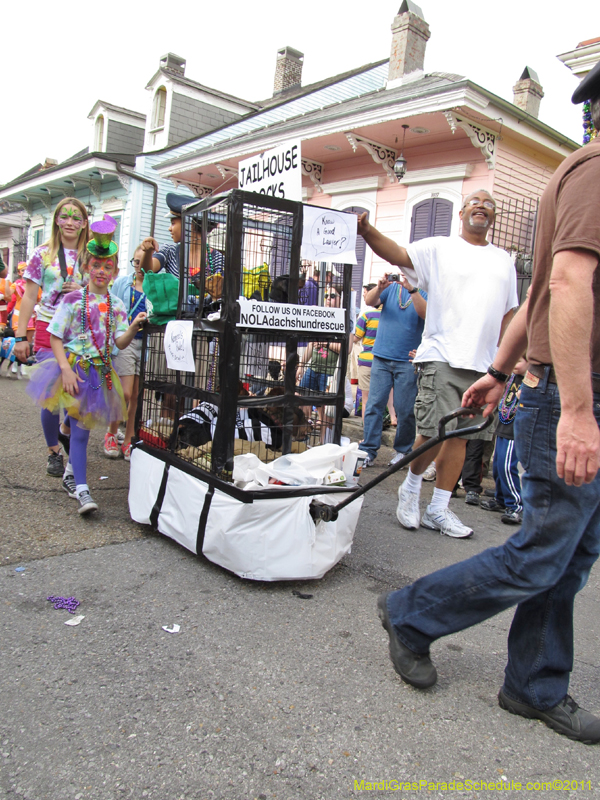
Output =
[
  {"x1": 14, "y1": 336, "x2": 28, "y2": 343},
  {"x1": 407, "y1": 287, "x2": 418, "y2": 294},
  {"x1": 487, "y1": 365, "x2": 510, "y2": 383}
]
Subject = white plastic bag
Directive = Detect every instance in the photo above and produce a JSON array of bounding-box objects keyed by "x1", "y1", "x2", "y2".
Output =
[{"x1": 232, "y1": 442, "x2": 363, "y2": 487}]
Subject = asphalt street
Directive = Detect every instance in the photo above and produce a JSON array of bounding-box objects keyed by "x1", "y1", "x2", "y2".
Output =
[{"x1": 1, "y1": 374, "x2": 599, "y2": 800}]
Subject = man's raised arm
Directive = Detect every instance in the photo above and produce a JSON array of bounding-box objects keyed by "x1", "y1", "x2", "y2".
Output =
[{"x1": 357, "y1": 213, "x2": 414, "y2": 270}]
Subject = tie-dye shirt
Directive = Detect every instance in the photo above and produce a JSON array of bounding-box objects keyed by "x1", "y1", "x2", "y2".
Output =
[
  {"x1": 48, "y1": 289, "x2": 128, "y2": 358},
  {"x1": 24, "y1": 245, "x2": 85, "y2": 323}
]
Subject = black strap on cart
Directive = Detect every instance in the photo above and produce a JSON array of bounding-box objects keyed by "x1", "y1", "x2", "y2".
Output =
[{"x1": 309, "y1": 407, "x2": 494, "y2": 523}]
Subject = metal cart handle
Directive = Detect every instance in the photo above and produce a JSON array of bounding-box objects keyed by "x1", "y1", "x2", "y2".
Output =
[{"x1": 309, "y1": 407, "x2": 494, "y2": 523}]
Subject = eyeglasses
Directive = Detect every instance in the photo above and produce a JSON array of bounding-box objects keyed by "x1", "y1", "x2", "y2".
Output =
[
  {"x1": 130, "y1": 258, "x2": 141, "y2": 267},
  {"x1": 464, "y1": 198, "x2": 496, "y2": 210},
  {"x1": 325, "y1": 293, "x2": 337, "y2": 299}
]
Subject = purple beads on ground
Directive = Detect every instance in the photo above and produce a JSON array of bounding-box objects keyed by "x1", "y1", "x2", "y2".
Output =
[{"x1": 47, "y1": 595, "x2": 80, "y2": 614}]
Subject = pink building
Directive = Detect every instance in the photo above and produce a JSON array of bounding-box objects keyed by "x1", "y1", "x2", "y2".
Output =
[{"x1": 155, "y1": 3, "x2": 578, "y2": 304}]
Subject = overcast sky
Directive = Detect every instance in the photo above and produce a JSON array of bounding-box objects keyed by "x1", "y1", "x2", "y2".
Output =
[{"x1": 1, "y1": 0, "x2": 591, "y2": 186}]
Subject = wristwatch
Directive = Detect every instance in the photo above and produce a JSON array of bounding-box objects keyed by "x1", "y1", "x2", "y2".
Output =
[
  {"x1": 14, "y1": 336, "x2": 28, "y2": 343},
  {"x1": 407, "y1": 287, "x2": 418, "y2": 295},
  {"x1": 487, "y1": 365, "x2": 510, "y2": 383}
]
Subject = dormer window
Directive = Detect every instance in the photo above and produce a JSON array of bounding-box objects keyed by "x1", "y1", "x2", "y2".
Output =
[
  {"x1": 151, "y1": 87, "x2": 167, "y2": 130},
  {"x1": 95, "y1": 114, "x2": 105, "y2": 151}
]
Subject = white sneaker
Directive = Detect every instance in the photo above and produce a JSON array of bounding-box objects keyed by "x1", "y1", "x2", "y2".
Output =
[
  {"x1": 388, "y1": 451, "x2": 406, "y2": 467},
  {"x1": 421, "y1": 507, "x2": 473, "y2": 538},
  {"x1": 396, "y1": 480, "x2": 420, "y2": 529},
  {"x1": 422, "y1": 462, "x2": 436, "y2": 482}
]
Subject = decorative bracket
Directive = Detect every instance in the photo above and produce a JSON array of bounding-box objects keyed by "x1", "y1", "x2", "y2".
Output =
[
  {"x1": 56, "y1": 186, "x2": 76, "y2": 198},
  {"x1": 215, "y1": 164, "x2": 238, "y2": 181},
  {"x1": 301, "y1": 159, "x2": 324, "y2": 193},
  {"x1": 445, "y1": 112, "x2": 497, "y2": 169},
  {"x1": 98, "y1": 170, "x2": 129, "y2": 191},
  {"x1": 23, "y1": 192, "x2": 52, "y2": 212},
  {"x1": 170, "y1": 178, "x2": 213, "y2": 199},
  {"x1": 345, "y1": 132, "x2": 397, "y2": 183}
]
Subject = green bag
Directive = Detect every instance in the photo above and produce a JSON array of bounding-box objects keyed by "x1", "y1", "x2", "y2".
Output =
[{"x1": 142, "y1": 272, "x2": 179, "y2": 324}]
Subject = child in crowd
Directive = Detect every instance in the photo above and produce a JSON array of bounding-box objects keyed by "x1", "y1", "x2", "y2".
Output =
[
  {"x1": 15, "y1": 198, "x2": 90, "y2": 476},
  {"x1": 27, "y1": 216, "x2": 146, "y2": 515},
  {"x1": 480, "y1": 356, "x2": 527, "y2": 525},
  {"x1": 104, "y1": 243, "x2": 147, "y2": 460}
]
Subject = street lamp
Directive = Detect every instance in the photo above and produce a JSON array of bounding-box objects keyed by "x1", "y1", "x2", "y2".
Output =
[{"x1": 394, "y1": 125, "x2": 410, "y2": 181}]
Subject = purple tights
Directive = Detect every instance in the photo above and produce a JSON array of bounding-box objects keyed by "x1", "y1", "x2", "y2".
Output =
[
  {"x1": 41, "y1": 408, "x2": 59, "y2": 448},
  {"x1": 67, "y1": 417, "x2": 90, "y2": 487}
]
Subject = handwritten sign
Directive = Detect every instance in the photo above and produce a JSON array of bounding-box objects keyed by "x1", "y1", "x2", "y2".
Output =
[
  {"x1": 238, "y1": 139, "x2": 301, "y2": 201},
  {"x1": 301, "y1": 206, "x2": 358, "y2": 264},
  {"x1": 164, "y1": 320, "x2": 195, "y2": 372},
  {"x1": 238, "y1": 297, "x2": 346, "y2": 334}
]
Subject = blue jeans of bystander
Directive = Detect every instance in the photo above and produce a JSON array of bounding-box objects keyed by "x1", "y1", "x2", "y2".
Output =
[
  {"x1": 361, "y1": 357, "x2": 417, "y2": 460},
  {"x1": 384, "y1": 369, "x2": 600, "y2": 710}
]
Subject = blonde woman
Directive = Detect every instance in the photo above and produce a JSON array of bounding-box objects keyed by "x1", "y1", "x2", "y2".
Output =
[{"x1": 14, "y1": 198, "x2": 90, "y2": 476}]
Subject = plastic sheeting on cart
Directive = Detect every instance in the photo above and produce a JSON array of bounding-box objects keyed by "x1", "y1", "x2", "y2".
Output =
[{"x1": 129, "y1": 447, "x2": 364, "y2": 581}]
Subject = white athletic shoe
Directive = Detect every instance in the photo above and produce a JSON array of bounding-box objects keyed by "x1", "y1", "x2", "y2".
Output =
[
  {"x1": 421, "y1": 507, "x2": 473, "y2": 539},
  {"x1": 396, "y1": 480, "x2": 420, "y2": 530},
  {"x1": 388, "y1": 451, "x2": 406, "y2": 467},
  {"x1": 422, "y1": 462, "x2": 437, "y2": 482}
]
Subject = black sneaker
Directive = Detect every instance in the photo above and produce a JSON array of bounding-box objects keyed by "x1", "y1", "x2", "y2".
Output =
[
  {"x1": 77, "y1": 490, "x2": 98, "y2": 515},
  {"x1": 480, "y1": 498, "x2": 506, "y2": 513},
  {"x1": 377, "y1": 594, "x2": 437, "y2": 689},
  {"x1": 502, "y1": 509, "x2": 523, "y2": 525},
  {"x1": 62, "y1": 474, "x2": 77, "y2": 499},
  {"x1": 498, "y1": 690, "x2": 600, "y2": 744},
  {"x1": 465, "y1": 490, "x2": 480, "y2": 506},
  {"x1": 47, "y1": 451, "x2": 64, "y2": 477}
]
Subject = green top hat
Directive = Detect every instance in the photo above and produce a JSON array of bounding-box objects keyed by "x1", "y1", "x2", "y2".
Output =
[{"x1": 87, "y1": 214, "x2": 119, "y2": 258}]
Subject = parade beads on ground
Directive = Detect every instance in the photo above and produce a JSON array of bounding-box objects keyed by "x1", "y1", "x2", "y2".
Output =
[{"x1": 27, "y1": 288, "x2": 128, "y2": 429}]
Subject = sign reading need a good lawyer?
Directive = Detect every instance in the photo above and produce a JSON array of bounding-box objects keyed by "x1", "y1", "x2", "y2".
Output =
[{"x1": 238, "y1": 140, "x2": 301, "y2": 201}]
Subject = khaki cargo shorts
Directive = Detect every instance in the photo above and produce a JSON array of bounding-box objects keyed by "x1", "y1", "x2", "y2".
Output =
[{"x1": 413, "y1": 361, "x2": 493, "y2": 441}]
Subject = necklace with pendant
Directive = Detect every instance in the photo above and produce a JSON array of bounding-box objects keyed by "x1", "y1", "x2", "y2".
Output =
[{"x1": 79, "y1": 286, "x2": 113, "y2": 390}]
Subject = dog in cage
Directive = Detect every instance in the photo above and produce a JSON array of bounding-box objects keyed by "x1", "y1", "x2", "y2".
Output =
[{"x1": 177, "y1": 384, "x2": 308, "y2": 452}]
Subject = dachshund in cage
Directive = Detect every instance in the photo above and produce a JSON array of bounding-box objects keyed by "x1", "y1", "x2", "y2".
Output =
[{"x1": 177, "y1": 384, "x2": 308, "y2": 451}]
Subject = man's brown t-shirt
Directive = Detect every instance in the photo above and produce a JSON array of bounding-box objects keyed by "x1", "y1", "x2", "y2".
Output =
[{"x1": 527, "y1": 138, "x2": 600, "y2": 372}]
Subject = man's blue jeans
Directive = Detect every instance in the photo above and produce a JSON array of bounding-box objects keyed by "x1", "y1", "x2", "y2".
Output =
[
  {"x1": 385, "y1": 369, "x2": 600, "y2": 710},
  {"x1": 362, "y1": 357, "x2": 417, "y2": 459}
]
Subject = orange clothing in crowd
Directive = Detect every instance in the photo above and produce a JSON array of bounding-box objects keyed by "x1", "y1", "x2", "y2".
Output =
[{"x1": 10, "y1": 278, "x2": 41, "y2": 331}]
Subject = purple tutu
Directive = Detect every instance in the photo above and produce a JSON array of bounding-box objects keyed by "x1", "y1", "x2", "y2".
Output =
[{"x1": 27, "y1": 354, "x2": 127, "y2": 430}]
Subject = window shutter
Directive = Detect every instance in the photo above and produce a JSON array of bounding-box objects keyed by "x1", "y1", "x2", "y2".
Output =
[
  {"x1": 410, "y1": 198, "x2": 453, "y2": 242},
  {"x1": 410, "y1": 200, "x2": 433, "y2": 242},
  {"x1": 431, "y1": 199, "x2": 453, "y2": 237}
]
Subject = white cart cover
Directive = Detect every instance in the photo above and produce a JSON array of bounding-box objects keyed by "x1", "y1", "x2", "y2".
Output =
[{"x1": 129, "y1": 448, "x2": 363, "y2": 581}]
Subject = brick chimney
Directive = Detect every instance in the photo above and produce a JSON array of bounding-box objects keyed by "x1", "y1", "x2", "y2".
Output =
[
  {"x1": 160, "y1": 53, "x2": 186, "y2": 77},
  {"x1": 387, "y1": 1, "x2": 431, "y2": 88},
  {"x1": 512, "y1": 67, "x2": 544, "y2": 118},
  {"x1": 273, "y1": 47, "x2": 304, "y2": 96}
]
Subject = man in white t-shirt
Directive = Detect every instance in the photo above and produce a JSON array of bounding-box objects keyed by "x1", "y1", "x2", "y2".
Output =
[{"x1": 358, "y1": 190, "x2": 518, "y2": 538}]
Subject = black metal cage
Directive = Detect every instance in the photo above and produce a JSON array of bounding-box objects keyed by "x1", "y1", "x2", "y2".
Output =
[{"x1": 135, "y1": 190, "x2": 353, "y2": 483}]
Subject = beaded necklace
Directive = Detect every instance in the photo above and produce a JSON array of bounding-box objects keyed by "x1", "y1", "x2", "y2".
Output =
[
  {"x1": 498, "y1": 374, "x2": 520, "y2": 424},
  {"x1": 398, "y1": 285, "x2": 413, "y2": 310},
  {"x1": 206, "y1": 244, "x2": 215, "y2": 275},
  {"x1": 79, "y1": 285, "x2": 114, "y2": 390}
]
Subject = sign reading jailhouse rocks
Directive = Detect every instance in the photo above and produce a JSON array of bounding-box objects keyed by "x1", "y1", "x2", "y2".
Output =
[
  {"x1": 237, "y1": 297, "x2": 346, "y2": 333},
  {"x1": 238, "y1": 140, "x2": 302, "y2": 201}
]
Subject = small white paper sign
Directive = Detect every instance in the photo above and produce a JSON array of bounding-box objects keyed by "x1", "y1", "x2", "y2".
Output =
[
  {"x1": 164, "y1": 320, "x2": 195, "y2": 372},
  {"x1": 237, "y1": 297, "x2": 346, "y2": 334},
  {"x1": 301, "y1": 206, "x2": 358, "y2": 264}
]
